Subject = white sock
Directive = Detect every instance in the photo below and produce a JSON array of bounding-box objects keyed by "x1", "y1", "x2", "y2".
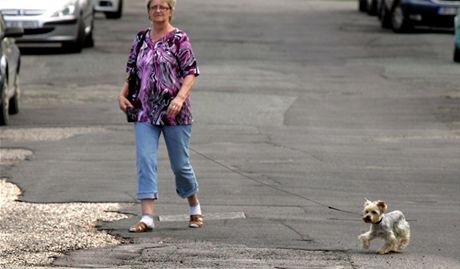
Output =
[
  {"x1": 189, "y1": 204, "x2": 202, "y2": 216},
  {"x1": 140, "y1": 215, "x2": 154, "y2": 228}
]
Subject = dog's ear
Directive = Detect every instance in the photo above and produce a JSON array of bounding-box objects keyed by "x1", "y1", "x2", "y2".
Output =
[
  {"x1": 376, "y1": 200, "x2": 387, "y2": 213},
  {"x1": 364, "y1": 198, "x2": 372, "y2": 207}
]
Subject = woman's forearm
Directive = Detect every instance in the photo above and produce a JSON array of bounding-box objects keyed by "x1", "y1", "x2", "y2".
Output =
[
  {"x1": 119, "y1": 81, "x2": 129, "y2": 98},
  {"x1": 118, "y1": 78, "x2": 131, "y2": 111},
  {"x1": 177, "y1": 75, "x2": 195, "y2": 100}
]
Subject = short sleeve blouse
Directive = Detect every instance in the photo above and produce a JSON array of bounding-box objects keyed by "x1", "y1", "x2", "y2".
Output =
[{"x1": 126, "y1": 28, "x2": 200, "y2": 125}]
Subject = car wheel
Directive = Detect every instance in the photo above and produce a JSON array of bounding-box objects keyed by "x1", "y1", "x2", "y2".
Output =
[
  {"x1": 0, "y1": 80, "x2": 9, "y2": 126},
  {"x1": 391, "y1": 3, "x2": 412, "y2": 33},
  {"x1": 8, "y1": 91, "x2": 19, "y2": 115},
  {"x1": 380, "y1": 3, "x2": 392, "y2": 29},
  {"x1": 9, "y1": 76, "x2": 19, "y2": 115},
  {"x1": 63, "y1": 19, "x2": 85, "y2": 53},
  {"x1": 84, "y1": 20, "x2": 95, "y2": 48},
  {"x1": 106, "y1": 0, "x2": 123, "y2": 19},
  {"x1": 85, "y1": 30, "x2": 94, "y2": 48},
  {"x1": 454, "y1": 47, "x2": 460, "y2": 63},
  {"x1": 359, "y1": 0, "x2": 367, "y2": 12},
  {"x1": 367, "y1": 0, "x2": 377, "y2": 15}
]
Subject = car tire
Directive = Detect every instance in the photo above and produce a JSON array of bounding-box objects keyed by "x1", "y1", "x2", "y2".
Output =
[
  {"x1": 454, "y1": 47, "x2": 460, "y2": 63},
  {"x1": 85, "y1": 30, "x2": 94, "y2": 48},
  {"x1": 9, "y1": 77, "x2": 19, "y2": 115},
  {"x1": 380, "y1": 3, "x2": 392, "y2": 29},
  {"x1": 391, "y1": 3, "x2": 412, "y2": 33},
  {"x1": 0, "y1": 80, "x2": 9, "y2": 126},
  {"x1": 63, "y1": 19, "x2": 85, "y2": 53},
  {"x1": 84, "y1": 20, "x2": 95, "y2": 48},
  {"x1": 359, "y1": 0, "x2": 367, "y2": 12},
  {"x1": 106, "y1": 0, "x2": 123, "y2": 19},
  {"x1": 366, "y1": 0, "x2": 377, "y2": 15},
  {"x1": 8, "y1": 91, "x2": 19, "y2": 115}
]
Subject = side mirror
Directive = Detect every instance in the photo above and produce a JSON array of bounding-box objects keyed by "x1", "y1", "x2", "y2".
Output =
[{"x1": 4, "y1": 27, "x2": 24, "y2": 38}]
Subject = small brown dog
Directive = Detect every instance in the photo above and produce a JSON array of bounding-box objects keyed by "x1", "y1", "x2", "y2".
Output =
[{"x1": 358, "y1": 199, "x2": 410, "y2": 254}]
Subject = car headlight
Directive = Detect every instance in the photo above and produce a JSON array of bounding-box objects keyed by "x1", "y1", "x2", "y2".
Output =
[{"x1": 51, "y1": 1, "x2": 77, "y2": 17}]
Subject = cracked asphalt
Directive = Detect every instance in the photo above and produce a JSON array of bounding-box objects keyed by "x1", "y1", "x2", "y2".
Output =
[{"x1": 1, "y1": 0, "x2": 460, "y2": 268}]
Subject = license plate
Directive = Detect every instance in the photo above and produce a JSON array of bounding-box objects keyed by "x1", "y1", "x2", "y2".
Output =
[
  {"x1": 438, "y1": 7, "x2": 458, "y2": 15},
  {"x1": 5, "y1": 20, "x2": 39, "y2": 29}
]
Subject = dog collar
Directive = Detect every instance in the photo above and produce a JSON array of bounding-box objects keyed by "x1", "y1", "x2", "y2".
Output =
[{"x1": 375, "y1": 217, "x2": 383, "y2": 225}]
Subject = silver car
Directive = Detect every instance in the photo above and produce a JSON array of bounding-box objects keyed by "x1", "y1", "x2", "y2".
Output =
[
  {"x1": 0, "y1": 0, "x2": 94, "y2": 52},
  {"x1": 93, "y1": 0, "x2": 122, "y2": 19},
  {"x1": 0, "y1": 14, "x2": 22, "y2": 125}
]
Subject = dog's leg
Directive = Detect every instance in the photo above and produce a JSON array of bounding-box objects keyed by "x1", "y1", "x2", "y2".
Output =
[
  {"x1": 378, "y1": 243, "x2": 390, "y2": 255},
  {"x1": 378, "y1": 232, "x2": 396, "y2": 254},
  {"x1": 390, "y1": 236, "x2": 398, "y2": 252},
  {"x1": 358, "y1": 231, "x2": 374, "y2": 250}
]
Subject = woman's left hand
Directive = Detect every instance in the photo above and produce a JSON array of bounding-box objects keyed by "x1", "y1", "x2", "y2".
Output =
[{"x1": 167, "y1": 96, "x2": 185, "y2": 117}]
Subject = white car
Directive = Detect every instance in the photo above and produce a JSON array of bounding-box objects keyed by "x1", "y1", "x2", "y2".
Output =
[
  {"x1": 93, "y1": 0, "x2": 122, "y2": 19},
  {"x1": 0, "y1": 0, "x2": 94, "y2": 52}
]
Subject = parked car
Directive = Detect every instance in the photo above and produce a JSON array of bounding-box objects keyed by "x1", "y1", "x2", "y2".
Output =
[
  {"x1": 93, "y1": 0, "x2": 122, "y2": 19},
  {"x1": 0, "y1": 14, "x2": 22, "y2": 125},
  {"x1": 0, "y1": 0, "x2": 94, "y2": 52},
  {"x1": 378, "y1": 0, "x2": 460, "y2": 33},
  {"x1": 454, "y1": 9, "x2": 460, "y2": 62}
]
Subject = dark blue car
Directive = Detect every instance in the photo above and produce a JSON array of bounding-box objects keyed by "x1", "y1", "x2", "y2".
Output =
[
  {"x1": 378, "y1": 0, "x2": 460, "y2": 32},
  {"x1": 454, "y1": 9, "x2": 460, "y2": 62}
]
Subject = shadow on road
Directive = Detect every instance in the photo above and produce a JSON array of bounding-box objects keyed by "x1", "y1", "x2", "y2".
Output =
[{"x1": 19, "y1": 46, "x2": 81, "y2": 55}]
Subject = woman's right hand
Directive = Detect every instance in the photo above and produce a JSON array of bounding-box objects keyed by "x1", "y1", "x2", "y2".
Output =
[
  {"x1": 118, "y1": 94, "x2": 133, "y2": 112},
  {"x1": 118, "y1": 81, "x2": 133, "y2": 112}
]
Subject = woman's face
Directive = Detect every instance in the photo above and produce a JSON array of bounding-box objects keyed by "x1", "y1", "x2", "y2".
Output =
[{"x1": 148, "y1": 0, "x2": 171, "y2": 23}]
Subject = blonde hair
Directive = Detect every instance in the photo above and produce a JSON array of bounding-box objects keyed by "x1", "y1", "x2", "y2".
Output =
[
  {"x1": 146, "y1": 0, "x2": 176, "y2": 12},
  {"x1": 146, "y1": 0, "x2": 175, "y2": 21}
]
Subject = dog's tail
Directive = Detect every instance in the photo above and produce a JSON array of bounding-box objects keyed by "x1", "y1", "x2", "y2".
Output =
[{"x1": 397, "y1": 219, "x2": 410, "y2": 250}]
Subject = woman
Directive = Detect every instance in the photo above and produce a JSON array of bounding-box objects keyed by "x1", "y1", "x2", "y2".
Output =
[{"x1": 118, "y1": 0, "x2": 203, "y2": 232}]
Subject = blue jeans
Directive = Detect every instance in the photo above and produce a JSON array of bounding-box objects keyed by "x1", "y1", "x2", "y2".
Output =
[{"x1": 134, "y1": 122, "x2": 198, "y2": 200}]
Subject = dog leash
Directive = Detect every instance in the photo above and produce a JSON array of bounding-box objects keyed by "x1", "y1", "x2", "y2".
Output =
[{"x1": 189, "y1": 146, "x2": 361, "y2": 217}]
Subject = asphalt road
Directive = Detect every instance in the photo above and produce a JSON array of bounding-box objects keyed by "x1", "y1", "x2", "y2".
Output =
[{"x1": 1, "y1": 0, "x2": 459, "y2": 268}]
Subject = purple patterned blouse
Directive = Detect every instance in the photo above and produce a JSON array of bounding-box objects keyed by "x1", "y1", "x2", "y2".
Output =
[{"x1": 126, "y1": 28, "x2": 199, "y2": 125}]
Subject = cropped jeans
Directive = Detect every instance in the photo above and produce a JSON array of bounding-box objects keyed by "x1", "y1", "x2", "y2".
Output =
[{"x1": 134, "y1": 122, "x2": 199, "y2": 200}]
